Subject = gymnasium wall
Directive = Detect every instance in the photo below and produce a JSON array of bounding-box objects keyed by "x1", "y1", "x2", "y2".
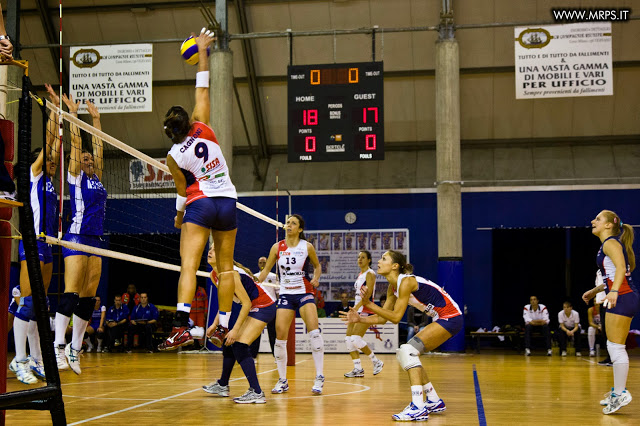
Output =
[{"x1": 97, "y1": 186, "x2": 640, "y2": 330}]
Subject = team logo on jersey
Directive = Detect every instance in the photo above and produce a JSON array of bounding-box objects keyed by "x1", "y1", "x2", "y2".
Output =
[{"x1": 201, "y1": 157, "x2": 220, "y2": 173}]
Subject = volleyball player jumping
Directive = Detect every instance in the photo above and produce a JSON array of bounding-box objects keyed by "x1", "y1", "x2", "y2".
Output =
[
  {"x1": 582, "y1": 210, "x2": 638, "y2": 415},
  {"x1": 257, "y1": 214, "x2": 326, "y2": 394},
  {"x1": 160, "y1": 28, "x2": 239, "y2": 350},
  {"x1": 343, "y1": 250, "x2": 462, "y2": 422}
]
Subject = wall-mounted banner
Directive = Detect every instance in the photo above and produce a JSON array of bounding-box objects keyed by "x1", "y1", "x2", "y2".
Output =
[
  {"x1": 514, "y1": 23, "x2": 612, "y2": 99},
  {"x1": 306, "y1": 228, "x2": 409, "y2": 301},
  {"x1": 129, "y1": 157, "x2": 175, "y2": 190},
  {"x1": 69, "y1": 44, "x2": 153, "y2": 113}
]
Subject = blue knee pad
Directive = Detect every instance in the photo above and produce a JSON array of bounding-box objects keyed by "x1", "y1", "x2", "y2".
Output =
[
  {"x1": 74, "y1": 297, "x2": 96, "y2": 321},
  {"x1": 15, "y1": 296, "x2": 35, "y2": 321},
  {"x1": 57, "y1": 293, "x2": 79, "y2": 317},
  {"x1": 232, "y1": 342, "x2": 252, "y2": 363}
]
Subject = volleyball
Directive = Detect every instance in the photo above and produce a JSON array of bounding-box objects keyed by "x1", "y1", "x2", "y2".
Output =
[{"x1": 180, "y1": 36, "x2": 202, "y2": 65}]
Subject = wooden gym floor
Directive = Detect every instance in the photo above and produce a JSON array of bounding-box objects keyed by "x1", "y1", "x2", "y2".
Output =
[{"x1": 4, "y1": 349, "x2": 640, "y2": 425}]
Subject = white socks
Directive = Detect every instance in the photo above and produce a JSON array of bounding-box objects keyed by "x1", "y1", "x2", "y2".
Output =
[
  {"x1": 28, "y1": 320, "x2": 42, "y2": 361},
  {"x1": 13, "y1": 317, "x2": 29, "y2": 361},
  {"x1": 71, "y1": 316, "x2": 89, "y2": 351},
  {"x1": 54, "y1": 313, "x2": 71, "y2": 346}
]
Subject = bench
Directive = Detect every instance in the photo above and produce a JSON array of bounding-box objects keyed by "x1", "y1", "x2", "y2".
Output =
[{"x1": 470, "y1": 331, "x2": 519, "y2": 353}]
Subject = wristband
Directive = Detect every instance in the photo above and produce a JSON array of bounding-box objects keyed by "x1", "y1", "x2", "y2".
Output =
[
  {"x1": 176, "y1": 195, "x2": 187, "y2": 212},
  {"x1": 610, "y1": 290, "x2": 618, "y2": 293},
  {"x1": 196, "y1": 71, "x2": 210, "y2": 88}
]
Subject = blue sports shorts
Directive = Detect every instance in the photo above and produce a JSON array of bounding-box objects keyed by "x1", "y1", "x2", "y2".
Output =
[
  {"x1": 248, "y1": 303, "x2": 277, "y2": 323},
  {"x1": 62, "y1": 233, "x2": 104, "y2": 258},
  {"x1": 183, "y1": 197, "x2": 237, "y2": 231},
  {"x1": 277, "y1": 293, "x2": 315, "y2": 311},
  {"x1": 435, "y1": 315, "x2": 464, "y2": 336},
  {"x1": 18, "y1": 240, "x2": 53, "y2": 264}
]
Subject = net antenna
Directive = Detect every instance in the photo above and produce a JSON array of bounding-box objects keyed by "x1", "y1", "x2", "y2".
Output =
[{"x1": 198, "y1": 0, "x2": 221, "y2": 35}]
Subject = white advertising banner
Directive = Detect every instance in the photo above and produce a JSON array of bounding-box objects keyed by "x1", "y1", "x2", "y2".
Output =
[
  {"x1": 69, "y1": 44, "x2": 153, "y2": 113},
  {"x1": 514, "y1": 23, "x2": 612, "y2": 99},
  {"x1": 129, "y1": 157, "x2": 175, "y2": 190},
  {"x1": 258, "y1": 318, "x2": 399, "y2": 353},
  {"x1": 306, "y1": 228, "x2": 409, "y2": 301}
]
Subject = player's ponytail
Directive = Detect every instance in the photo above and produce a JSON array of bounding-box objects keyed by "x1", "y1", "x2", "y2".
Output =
[
  {"x1": 603, "y1": 210, "x2": 635, "y2": 271},
  {"x1": 163, "y1": 106, "x2": 191, "y2": 144}
]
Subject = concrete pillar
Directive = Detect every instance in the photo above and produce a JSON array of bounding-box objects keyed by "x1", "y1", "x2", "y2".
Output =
[
  {"x1": 435, "y1": 35, "x2": 464, "y2": 351},
  {"x1": 209, "y1": 50, "x2": 233, "y2": 176}
]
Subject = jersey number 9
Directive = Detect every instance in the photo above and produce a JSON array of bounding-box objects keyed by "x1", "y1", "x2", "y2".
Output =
[{"x1": 195, "y1": 142, "x2": 209, "y2": 163}]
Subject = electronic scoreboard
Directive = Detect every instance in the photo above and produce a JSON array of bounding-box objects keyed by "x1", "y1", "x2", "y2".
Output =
[{"x1": 287, "y1": 61, "x2": 384, "y2": 163}]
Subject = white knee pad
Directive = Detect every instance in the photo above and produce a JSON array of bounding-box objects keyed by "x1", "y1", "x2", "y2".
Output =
[
  {"x1": 345, "y1": 335, "x2": 356, "y2": 352},
  {"x1": 607, "y1": 340, "x2": 629, "y2": 364},
  {"x1": 396, "y1": 343, "x2": 422, "y2": 371},
  {"x1": 274, "y1": 339, "x2": 287, "y2": 361},
  {"x1": 352, "y1": 335, "x2": 368, "y2": 350},
  {"x1": 309, "y1": 329, "x2": 324, "y2": 352}
]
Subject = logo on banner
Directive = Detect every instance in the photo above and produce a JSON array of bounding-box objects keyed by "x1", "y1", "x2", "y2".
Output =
[
  {"x1": 129, "y1": 158, "x2": 175, "y2": 190},
  {"x1": 515, "y1": 28, "x2": 553, "y2": 48},
  {"x1": 71, "y1": 49, "x2": 101, "y2": 68}
]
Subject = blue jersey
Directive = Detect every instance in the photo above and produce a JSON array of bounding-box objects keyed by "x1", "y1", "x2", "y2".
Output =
[
  {"x1": 131, "y1": 303, "x2": 159, "y2": 321},
  {"x1": 106, "y1": 304, "x2": 129, "y2": 322},
  {"x1": 68, "y1": 170, "x2": 107, "y2": 236},
  {"x1": 30, "y1": 169, "x2": 57, "y2": 236}
]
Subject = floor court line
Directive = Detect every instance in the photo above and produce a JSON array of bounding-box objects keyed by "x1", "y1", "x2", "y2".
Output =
[
  {"x1": 472, "y1": 364, "x2": 487, "y2": 426},
  {"x1": 69, "y1": 358, "x2": 311, "y2": 424}
]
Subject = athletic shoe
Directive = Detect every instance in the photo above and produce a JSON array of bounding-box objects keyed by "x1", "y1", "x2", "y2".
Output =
[
  {"x1": 202, "y1": 380, "x2": 230, "y2": 397},
  {"x1": 208, "y1": 325, "x2": 229, "y2": 348},
  {"x1": 561, "y1": 351, "x2": 567, "y2": 357},
  {"x1": 8, "y1": 357, "x2": 18, "y2": 374},
  {"x1": 391, "y1": 402, "x2": 429, "y2": 421},
  {"x1": 65, "y1": 343, "x2": 82, "y2": 375},
  {"x1": 598, "y1": 357, "x2": 613, "y2": 366},
  {"x1": 576, "y1": 352, "x2": 582, "y2": 357},
  {"x1": 603, "y1": 390, "x2": 632, "y2": 414},
  {"x1": 114, "y1": 339, "x2": 122, "y2": 347},
  {"x1": 344, "y1": 368, "x2": 365, "y2": 378},
  {"x1": 28, "y1": 357, "x2": 46, "y2": 380},
  {"x1": 524, "y1": 348, "x2": 531, "y2": 356},
  {"x1": 55, "y1": 345, "x2": 69, "y2": 371},
  {"x1": 158, "y1": 326, "x2": 194, "y2": 351},
  {"x1": 15, "y1": 359, "x2": 38, "y2": 385},
  {"x1": 425, "y1": 398, "x2": 446, "y2": 413},
  {"x1": 373, "y1": 359, "x2": 384, "y2": 375},
  {"x1": 312, "y1": 375, "x2": 325, "y2": 394},
  {"x1": 271, "y1": 378, "x2": 289, "y2": 394},
  {"x1": 233, "y1": 388, "x2": 266, "y2": 404},
  {"x1": 547, "y1": 349, "x2": 553, "y2": 356},
  {"x1": 589, "y1": 350, "x2": 596, "y2": 357},
  {"x1": 600, "y1": 388, "x2": 614, "y2": 406}
]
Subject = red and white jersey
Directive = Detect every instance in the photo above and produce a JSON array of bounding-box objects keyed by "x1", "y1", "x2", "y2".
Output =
[
  {"x1": 277, "y1": 239, "x2": 313, "y2": 295},
  {"x1": 167, "y1": 121, "x2": 237, "y2": 204},
  {"x1": 523, "y1": 304, "x2": 549, "y2": 324},
  {"x1": 354, "y1": 268, "x2": 376, "y2": 314},
  {"x1": 394, "y1": 274, "x2": 462, "y2": 320},
  {"x1": 211, "y1": 266, "x2": 275, "y2": 308}
]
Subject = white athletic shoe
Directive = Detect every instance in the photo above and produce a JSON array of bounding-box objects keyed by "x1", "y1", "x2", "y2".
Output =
[
  {"x1": 576, "y1": 352, "x2": 582, "y2": 357},
  {"x1": 603, "y1": 390, "x2": 632, "y2": 414},
  {"x1": 65, "y1": 343, "x2": 82, "y2": 375},
  {"x1": 15, "y1": 359, "x2": 38, "y2": 385},
  {"x1": 344, "y1": 368, "x2": 365, "y2": 378},
  {"x1": 271, "y1": 378, "x2": 289, "y2": 394},
  {"x1": 28, "y1": 357, "x2": 46, "y2": 380},
  {"x1": 391, "y1": 402, "x2": 429, "y2": 421},
  {"x1": 373, "y1": 359, "x2": 384, "y2": 375},
  {"x1": 312, "y1": 375, "x2": 325, "y2": 394},
  {"x1": 524, "y1": 348, "x2": 531, "y2": 356},
  {"x1": 55, "y1": 345, "x2": 69, "y2": 371},
  {"x1": 8, "y1": 357, "x2": 18, "y2": 374},
  {"x1": 233, "y1": 388, "x2": 266, "y2": 404},
  {"x1": 561, "y1": 351, "x2": 567, "y2": 357},
  {"x1": 547, "y1": 349, "x2": 553, "y2": 356},
  {"x1": 589, "y1": 350, "x2": 596, "y2": 357},
  {"x1": 425, "y1": 398, "x2": 446, "y2": 413},
  {"x1": 202, "y1": 380, "x2": 230, "y2": 397}
]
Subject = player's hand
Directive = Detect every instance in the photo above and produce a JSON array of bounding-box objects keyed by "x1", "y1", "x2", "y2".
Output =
[
  {"x1": 582, "y1": 289, "x2": 594, "y2": 304},
  {"x1": 310, "y1": 277, "x2": 320, "y2": 288},
  {"x1": 195, "y1": 27, "x2": 216, "y2": 51},
  {"x1": 44, "y1": 83, "x2": 60, "y2": 107},
  {"x1": 62, "y1": 93, "x2": 80, "y2": 114},
  {"x1": 340, "y1": 307, "x2": 361, "y2": 324},
  {"x1": 224, "y1": 328, "x2": 238, "y2": 346},
  {"x1": 174, "y1": 212, "x2": 184, "y2": 229},
  {"x1": 86, "y1": 100, "x2": 100, "y2": 120},
  {"x1": 604, "y1": 291, "x2": 618, "y2": 309},
  {"x1": 130, "y1": 320, "x2": 137, "y2": 326}
]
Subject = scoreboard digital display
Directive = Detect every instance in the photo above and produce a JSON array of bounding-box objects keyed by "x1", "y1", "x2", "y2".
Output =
[{"x1": 287, "y1": 61, "x2": 384, "y2": 163}]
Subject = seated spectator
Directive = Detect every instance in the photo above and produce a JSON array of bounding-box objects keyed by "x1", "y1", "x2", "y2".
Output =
[
  {"x1": 379, "y1": 294, "x2": 387, "y2": 307},
  {"x1": 105, "y1": 295, "x2": 129, "y2": 352},
  {"x1": 557, "y1": 301, "x2": 582, "y2": 357},
  {"x1": 330, "y1": 292, "x2": 352, "y2": 318},
  {"x1": 127, "y1": 292, "x2": 158, "y2": 353},
  {"x1": 406, "y1": 305, "x2": 429, "y2": 343},
  {"x1": 85, "y1": 296, "x2": 106, "y2": 352},
  {"x1": 523, "y1": 295, "x2": 552, "y2": 356},
  {"x1": 122, "y1": 284, "x2": 140, "y2": 317},
  {"x1": 587, "y1": 299, "x2": 604, "y2": 357}
]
